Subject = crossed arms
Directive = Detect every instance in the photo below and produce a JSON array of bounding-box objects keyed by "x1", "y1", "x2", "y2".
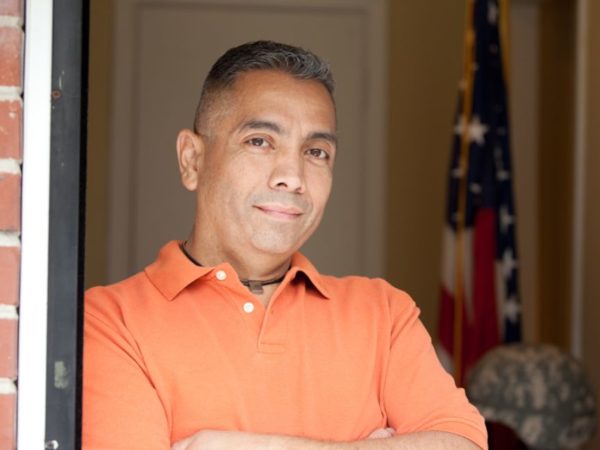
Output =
[{"x1": 172, "y1": 429, "x2": 482, "y2": 450}]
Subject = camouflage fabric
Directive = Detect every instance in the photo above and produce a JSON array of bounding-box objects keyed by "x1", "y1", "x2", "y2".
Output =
[{"x1": 466, "y1": 343, "x2": 597, "y2": 449}]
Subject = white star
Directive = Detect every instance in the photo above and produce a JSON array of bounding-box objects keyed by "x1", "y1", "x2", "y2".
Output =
[
  {"x1": 494, "y1": 146, "x2": 510, "y2": 180},
  {"x1": 469, "y1": 183, "x2": 482, "y2": 194},
  {"x1": 499, "y1": 205, "x2": 514, "y2": 233},
  {"x1": 468, "y1": 116, "x2": 489, "y2": 145},
  {"x1": 502, "y1": 248, "x2": 518, "y2": 278},
  {"x1": 496, "y1": 170, "x2": 510, "y2": 181},
  {"x1": 488, "y1": 1, "x2": 499, "y2": 25},
  {"x1": 503, "y1": 296, "x2": 521, "y2": 323}
]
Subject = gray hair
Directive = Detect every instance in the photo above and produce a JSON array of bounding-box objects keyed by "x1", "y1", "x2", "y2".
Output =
[{"x1": 193, "y1": 40, "x2": 335, "y2": 133}]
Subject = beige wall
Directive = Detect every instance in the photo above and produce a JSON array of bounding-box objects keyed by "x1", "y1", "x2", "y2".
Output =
[
  {"x1": 582, "y1": 1, "x2": 600, "y2": 449},
  {"x1": 386, "y1": 1, "x2": 466, "y2": 332}
]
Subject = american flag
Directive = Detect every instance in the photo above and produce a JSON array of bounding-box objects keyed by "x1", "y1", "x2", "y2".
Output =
[{"x1": 437, "y1": 0, "x2": 521, "y2": 385}]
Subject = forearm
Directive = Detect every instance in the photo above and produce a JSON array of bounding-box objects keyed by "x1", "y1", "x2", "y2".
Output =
[{"x1": 174, "y1": 430, "x2": 482, "y2": 450}]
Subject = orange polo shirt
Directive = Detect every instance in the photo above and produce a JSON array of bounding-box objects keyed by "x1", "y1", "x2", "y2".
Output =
[{"x1": 83, "y1": 241, "x2": 487, "y2": 449}]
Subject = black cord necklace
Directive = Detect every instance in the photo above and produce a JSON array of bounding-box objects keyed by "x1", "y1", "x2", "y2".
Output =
[
  {"x1": 180, "y1": 241, "x2": 288, "y2": 294},
  {"x1": 240, "y1": 275, "x2": 287, "y2": 294}
]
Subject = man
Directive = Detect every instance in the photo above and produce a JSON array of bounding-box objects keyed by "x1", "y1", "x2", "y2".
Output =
[{"x1": 83, "y1": 41, "x2": 487, "y2": 449}]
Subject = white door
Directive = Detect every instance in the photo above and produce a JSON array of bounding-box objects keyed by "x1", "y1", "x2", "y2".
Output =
[{"x1": 107, "y1": 0, "x2": 388, "y2": 282}]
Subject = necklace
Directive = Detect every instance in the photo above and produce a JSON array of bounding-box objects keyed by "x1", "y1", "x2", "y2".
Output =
[
  {"x1": 240, "y1": 275, "x2": 286, "y2": 295},
  {"x1": 180, "y1": 241, "x2": 288, "y2": 294}
]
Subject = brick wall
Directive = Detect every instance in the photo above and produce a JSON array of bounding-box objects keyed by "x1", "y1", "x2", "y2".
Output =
[{"x1": 0, "y1": 0, "x2": 23, "y2": 449}]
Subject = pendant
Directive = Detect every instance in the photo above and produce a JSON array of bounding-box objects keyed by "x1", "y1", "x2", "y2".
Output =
[{"x1": 247, "y1": 280, "x2": 264, "y2": 294}]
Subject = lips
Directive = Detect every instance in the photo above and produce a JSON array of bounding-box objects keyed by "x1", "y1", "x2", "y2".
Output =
[{"x1": 254, "y1": 204, "x2": 304, "y2": 220}]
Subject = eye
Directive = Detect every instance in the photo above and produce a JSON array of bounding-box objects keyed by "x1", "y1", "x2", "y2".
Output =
[
  {"x1": 306, "y1": 148, "x2": 329, "y2": 160},
  {"x1": 249, "y1": 137, "x2": 266, "y2": 146}
]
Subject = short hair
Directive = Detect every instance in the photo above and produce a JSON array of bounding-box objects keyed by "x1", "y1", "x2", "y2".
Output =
[{"x1": 193, "y1": 40, "x2": 335, "y2": 134}]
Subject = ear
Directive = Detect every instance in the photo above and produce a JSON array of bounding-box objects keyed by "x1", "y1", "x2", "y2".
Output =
[{"x1": 176, "y1": 129, "x2": 204, "y2": 191}]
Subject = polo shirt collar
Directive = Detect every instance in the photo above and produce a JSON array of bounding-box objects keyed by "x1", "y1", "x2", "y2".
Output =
[
  {"x1": 288, "y1": 252, "x2": 331, "y2": 299},
  {"x1": 145, "y1": 241, "x2": 213, "y2": 301},
  {"x1": 145, "y1": 240, "x2": 331, "y2": 301}
]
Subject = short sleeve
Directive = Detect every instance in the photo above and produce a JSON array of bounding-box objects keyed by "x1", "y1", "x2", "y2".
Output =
[
  {"x1": 382, "y1": 289, "x2": 488, "y2": 450},
  {"x1": 82, "y1": 288, "x2": 171, "y2": 450}
]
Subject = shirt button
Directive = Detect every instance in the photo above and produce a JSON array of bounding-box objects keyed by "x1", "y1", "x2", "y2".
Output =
[
  {"x1": 243, "y1": 302, "x2": 255, "y2": 313},
  {"x1": 215, "y1": 270, "x2": 227, "y2": 281}
]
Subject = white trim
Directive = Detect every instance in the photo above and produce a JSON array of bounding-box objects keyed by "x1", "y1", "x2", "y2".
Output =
[
  {"x1": 571, "y1": 0, "x2": 588, "y2": 359},
  {"x1": 0, "y1": 158, "x2": 21, "y2": 174},
  {"x1": 17, "y1": 0, "x2": 53, "y2": 448}
]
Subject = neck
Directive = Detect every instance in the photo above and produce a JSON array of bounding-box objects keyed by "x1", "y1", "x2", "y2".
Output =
[{"x1": 183, "y1": 235, "x2": 292, "y2": 283}]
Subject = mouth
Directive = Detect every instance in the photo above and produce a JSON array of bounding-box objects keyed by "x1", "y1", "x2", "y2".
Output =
[{"x1": 254, "y1": 204, "x2": 304, "y2": 220}]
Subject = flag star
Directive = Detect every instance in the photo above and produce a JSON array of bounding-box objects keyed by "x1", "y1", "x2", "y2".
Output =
[
  {"x1": 468, "y1": 116, "x2": 489, "y2": 145},
  {"x1": 496, "y1": 126, "x2": 507, "y2": 136},
  {"x1": 452, "y1": 166, "x2": 463, "y2": 178},
  {"x1": 489, "y1": 44, "x2": 499, "y2": 54},
  {"x1": 499, "y1": 205, "x2": 514, "y2": 232},
  {"x1": 496, "y1": 169, "x2": 510, "y2": 181},
  {"x1": 503, "y1": 296, "x2": 521, "y2": 323},
  {"x1": 469, "y1": 183, "x2": 482, "y2": 194},
  {"x1": 488, "y1": 1, "x2": 499, "y2": 25},
  {"x1": 502, "y1": 248, "x2": 518, "y2": 278}
]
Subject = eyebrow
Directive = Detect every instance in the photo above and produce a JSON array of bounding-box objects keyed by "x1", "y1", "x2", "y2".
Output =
[
  {"x1": 239, "y1": 120, "x2": 337, "y2": 146},
  {"x1": 309, "y1": 131, "x2": 337, "y2": 146},
  {"x1": 240, "y1": 120, "x2": 282, "y2": 134}
]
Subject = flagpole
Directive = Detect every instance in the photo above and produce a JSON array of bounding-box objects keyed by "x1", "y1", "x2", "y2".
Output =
[{"x1": 454, "y1": 0, "x2": 477, "y2": 385}]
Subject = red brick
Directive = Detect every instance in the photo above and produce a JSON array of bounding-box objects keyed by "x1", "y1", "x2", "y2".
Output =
[
  {"x1": 0, "y1": 0, "x2": 23, "y2": 18},
  {"x1": 0, "y1": 173, "x2": 20, "y2": 231},
  {"x1": 0, "y1": 392, "x2": 16, "y2": 450},
  {"x1": 0, "y1": 247, "x2": 19, "y2": 305},
  {"x1": 0, "y1": 319, "x2": 16, "y2": 378},
  {"x1": 0, "y1": 27, "x2": 22, "y2": 88},
  {"x1": 0, "y1": 100, "x2": 22, "y2": 159}
]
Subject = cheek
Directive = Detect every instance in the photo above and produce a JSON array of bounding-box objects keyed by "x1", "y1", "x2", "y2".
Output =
[{"x1": 309, "y1": 173, "x2": 333, "y2": 209}]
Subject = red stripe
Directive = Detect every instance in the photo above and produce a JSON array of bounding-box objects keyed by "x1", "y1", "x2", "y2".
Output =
[{"x1": 438, "y1": 209, "x2": 500, "y2": 384}]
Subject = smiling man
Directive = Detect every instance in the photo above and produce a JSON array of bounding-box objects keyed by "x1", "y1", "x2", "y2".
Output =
[{"x1": 83, "y1": 41, "x2": 487, "y2": 450}]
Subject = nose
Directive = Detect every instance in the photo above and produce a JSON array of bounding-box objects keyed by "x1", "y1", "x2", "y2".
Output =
[{"x1": 268, "y1": 151, "x2": 306, "y2": 194}]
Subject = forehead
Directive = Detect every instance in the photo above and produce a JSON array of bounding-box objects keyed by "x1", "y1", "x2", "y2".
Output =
[{"x1": 223, "y1": 70, "x2": 337, "y2": 128}]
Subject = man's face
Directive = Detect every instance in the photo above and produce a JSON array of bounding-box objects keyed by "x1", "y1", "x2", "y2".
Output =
[{"x1": 189, "y1": 70, "x2": 337, "y2": 261}]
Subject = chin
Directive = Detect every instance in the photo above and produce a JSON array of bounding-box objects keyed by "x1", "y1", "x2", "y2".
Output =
[{"x1": 250, "y1": 235, "x2": 305, "y2": 257}]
